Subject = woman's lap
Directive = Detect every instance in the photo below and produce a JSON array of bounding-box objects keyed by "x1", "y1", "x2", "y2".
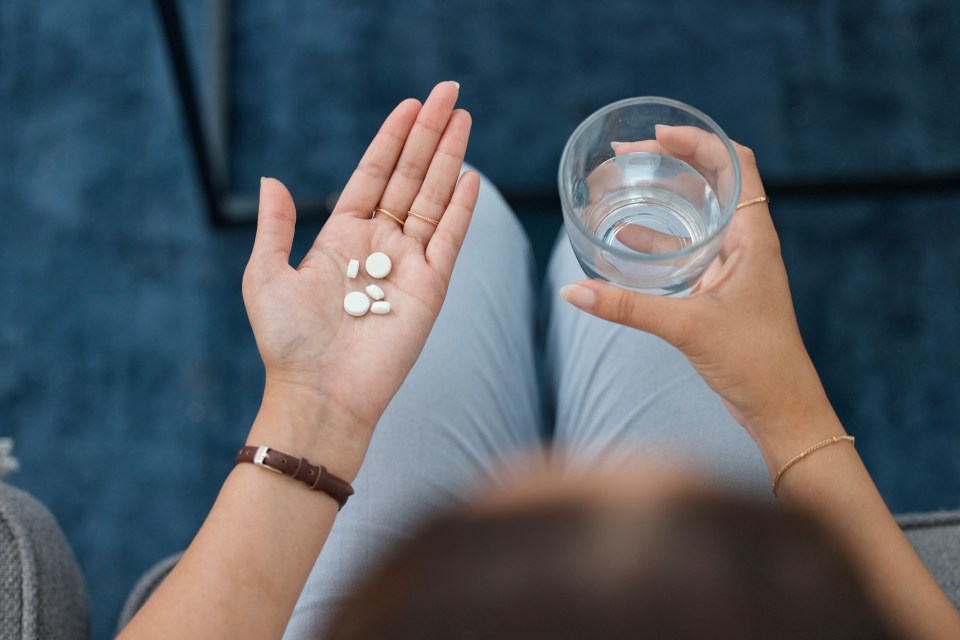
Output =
[
  {"x1": 544, "y1": 234, "x2": 769, "y2": 494},
  {"x1": 283, "y1": 171, "x2": 544, "y2": 638},
  {"x1": 284, "y1": 172, "x2": 767, "y2": 638}
]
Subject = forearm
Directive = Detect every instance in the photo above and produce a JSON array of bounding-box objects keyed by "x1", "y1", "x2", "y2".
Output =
[
  {"x1": 119, "y1": 386, "x2": 374, "y2": 640},
  {"x1": 757, "y1": 406, "x2": 960, "y2": 639},
  {"x1": 120, "y1": 84, "x2": 472, "y2": 639}
]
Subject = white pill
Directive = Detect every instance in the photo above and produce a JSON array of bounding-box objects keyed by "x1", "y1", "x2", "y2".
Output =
[
  {"x1": 346, "y1": 259, "x2": 360, "y2": 279},
  {"x1": 370, "y1": 301, "x2": 392, "y2": 315},
  {"x1": 365, "y1": 284, "x2": 385, "y2": 300},
  {"x1": 343, "y1": 291, "x2": 370, "y2": 317},
  {"x1": 365, "y1": 252, "x2": 392, "y2": 279}
]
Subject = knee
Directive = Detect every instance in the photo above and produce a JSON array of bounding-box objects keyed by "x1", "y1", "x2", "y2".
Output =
[{"x1": 459, "y1": 163, "x2": 524, "y2": 237}]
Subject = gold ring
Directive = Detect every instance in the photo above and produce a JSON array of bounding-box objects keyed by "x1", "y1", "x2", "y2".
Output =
[
  {"x1": 406, "y1": 210, "x2": 440, "y2": 227},
  {"x1": 374, "y1": 207, "x2": 405, "y2": 227},
  {"x1": 736, "y1": 196, "x2": 770, "y2": 210}
]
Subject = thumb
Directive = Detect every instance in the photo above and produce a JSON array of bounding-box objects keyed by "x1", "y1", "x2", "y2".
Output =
[
  {"x1": 251, "y1": 177, "x2": 296, "y2": 266},
  {"x1": 559, "y1": 280, "x2": 690, "y2": 347}
]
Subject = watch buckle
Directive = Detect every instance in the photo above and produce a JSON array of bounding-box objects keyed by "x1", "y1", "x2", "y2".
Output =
[{"x1": 253, "y1": 446, "x2": 282, "y2": 473}]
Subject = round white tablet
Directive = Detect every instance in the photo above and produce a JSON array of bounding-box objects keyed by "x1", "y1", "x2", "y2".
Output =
[
  {"x1": 343, "y1": 291, "x2": 371, "y2": 317},
  {"x1": 365, "y1": 252, "x2": 392, "y2": 279},
  {"x1": 365, "y1": 284, "x2": 385, "y2": 300},
  {"x1": 370, "y1": 301, "x2": 392, "y2": 315}
]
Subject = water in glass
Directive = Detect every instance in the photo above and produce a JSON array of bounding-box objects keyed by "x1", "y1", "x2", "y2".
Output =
[{"x1": 581, "y1": 152, "x2": 721, "y2": 257}]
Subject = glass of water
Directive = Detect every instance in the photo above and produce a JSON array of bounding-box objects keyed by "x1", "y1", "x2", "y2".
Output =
[{"x1": 558, "y1": 97, "x2": 741, "y2": 296}]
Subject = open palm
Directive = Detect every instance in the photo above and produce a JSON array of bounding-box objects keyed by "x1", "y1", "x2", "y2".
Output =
[{"x1": 242, "y1": 82, "x2": 479, "y2": 432}]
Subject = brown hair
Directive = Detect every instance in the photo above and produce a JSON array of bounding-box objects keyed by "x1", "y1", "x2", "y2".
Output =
[{"x1": 326, "y1": 490, "x2": 900, "y2": 640}]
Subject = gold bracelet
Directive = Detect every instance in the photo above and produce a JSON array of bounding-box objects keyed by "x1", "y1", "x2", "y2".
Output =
[{"x1": 772, "y1": 435, "x2": 855, "y2": 496}]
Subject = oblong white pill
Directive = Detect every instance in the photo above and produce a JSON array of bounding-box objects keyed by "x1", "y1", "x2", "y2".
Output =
[
  {"x1": 370, "y1": 301, "x2": 392, "y2": 315},
  {"x1": 343, "y1": 291, "x2": 370, "y2": 317},
  {"x1": 346, "y1": 259, "x2": 360, "y2": 279},
  {"x1": 365, "y1": 284, "x2": 385, "y2": 300},
  {"x1": 365, "y1": 252, "x2": 392, "y2": 279}
]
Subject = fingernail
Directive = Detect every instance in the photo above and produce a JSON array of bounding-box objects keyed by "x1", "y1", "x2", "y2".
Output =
[
  {"x1": 559, "y1": 284, "x2": 596, "y2": 310},
  {"x1": 260, "y1": 176, "x2": 266, "y2": 183},
  {"x1": 610, "y1": 141, "x2": 624, "y2": 151},
  {"x1": 655, "y1": 124, "x2": 670, "y2": 134},
  {"x1": 448, "y1": 80, "x2": 460, "y2": 90}
]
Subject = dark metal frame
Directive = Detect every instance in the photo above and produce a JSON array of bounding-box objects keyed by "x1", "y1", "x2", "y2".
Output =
[
  {"x1": 153, "y1": 0, "x2": 329, "y2": 224},
  {"x1": 154, "y1": 0, "x2": 960, "y2": 227}
]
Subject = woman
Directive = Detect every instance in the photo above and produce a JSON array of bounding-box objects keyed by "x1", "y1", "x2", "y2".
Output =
[{"x1": 117, "y1": 81, "x2": 960, "y2": 639}]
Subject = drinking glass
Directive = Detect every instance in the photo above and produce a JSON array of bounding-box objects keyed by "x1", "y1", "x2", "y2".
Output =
[{"x1": 558, "y1": 97, "x2": 741, "y2": 296}]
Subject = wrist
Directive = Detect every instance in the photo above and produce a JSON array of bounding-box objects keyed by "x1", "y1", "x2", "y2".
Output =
[
  {"x1": 246, "y1": 378, "x2": 378, "y2": 483},
  {"x1": 747, "y1": 398, "x2": 847, "y2": 481}
]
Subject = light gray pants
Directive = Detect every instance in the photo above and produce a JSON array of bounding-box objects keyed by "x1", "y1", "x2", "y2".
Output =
[{"x1": 283, "y1": 173, "x2": 767, "y2": 639}]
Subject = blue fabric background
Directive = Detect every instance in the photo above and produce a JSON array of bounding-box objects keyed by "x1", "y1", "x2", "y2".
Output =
[{"x1": 1, "y1": 1, "x2": 959, "y2": 637}]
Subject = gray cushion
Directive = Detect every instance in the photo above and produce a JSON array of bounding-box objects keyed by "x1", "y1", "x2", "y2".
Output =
[
  {"x1": 0, "y1": 482, "x2": 89, "y2": 640},
  {"x1": 898, "y1": 510, "x2": 960, "y2": 609}
]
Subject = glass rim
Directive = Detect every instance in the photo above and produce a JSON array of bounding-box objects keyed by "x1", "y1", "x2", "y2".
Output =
[{"x1": 558, "y1": 96, "x2": 742, "y2": 262}]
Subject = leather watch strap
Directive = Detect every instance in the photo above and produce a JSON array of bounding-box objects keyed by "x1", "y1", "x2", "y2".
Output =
[{"x1": 236, "y1": 445, "x2": 354, "y2": 510}]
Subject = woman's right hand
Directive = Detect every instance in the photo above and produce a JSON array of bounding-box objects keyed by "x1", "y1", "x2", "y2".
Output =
[
  {"x1": 560, "y1": 126, "x2": 845, "y2": 470},
  {"x1": 566, "y1": 127, "x2": 960, "y2": 639}
]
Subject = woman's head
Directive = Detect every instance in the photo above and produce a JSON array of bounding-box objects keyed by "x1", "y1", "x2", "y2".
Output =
[{"x1": 326, "y1": 470, "x2": 898, "y2": 640}]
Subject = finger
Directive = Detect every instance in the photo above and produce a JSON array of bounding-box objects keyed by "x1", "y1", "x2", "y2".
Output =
[
  {"x1": 332, "y1": 98, "x2": 422, "y2": 218},
  {"x1": 611, "y1": 140, "x2": 665, "y2": 156},
  {"x1": 425, "y1": 170, "x2": 480, "y2": 279},
  {"x1": 657, "y1": 126, "x2": 778, "y2": 252},
  {"x1": 615, "y1": 223, "x2": 688, "y2": 255},
  {"x1": 559, "y1": 279, "x2": 691, "y2": 348},
  {"x1": 377, "y1": 81, "x2": 460, "y2": 222},
  {"x1": 654, "y1": 125, "x2": 730, "y2": 173},
  {"x1": 251, "y1": 177, "x2": 296, "y2": 268},
  {"x1": 657, "y1": 126, "x2": 766, "y2": 200},
  {"x1": 405, "y1": 109, "x2": 472, "y2": 244},
  {"x1": 654, "y1": 124, "x2": 743, "y2": 210},
  {"x1": 724, "y1": 141, "x2": 779, "y2": 251}
]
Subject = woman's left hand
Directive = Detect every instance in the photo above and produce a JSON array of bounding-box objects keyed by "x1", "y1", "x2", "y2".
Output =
[{"x1": 242, "y1": 82, "x2": 478, "y2": 476}]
